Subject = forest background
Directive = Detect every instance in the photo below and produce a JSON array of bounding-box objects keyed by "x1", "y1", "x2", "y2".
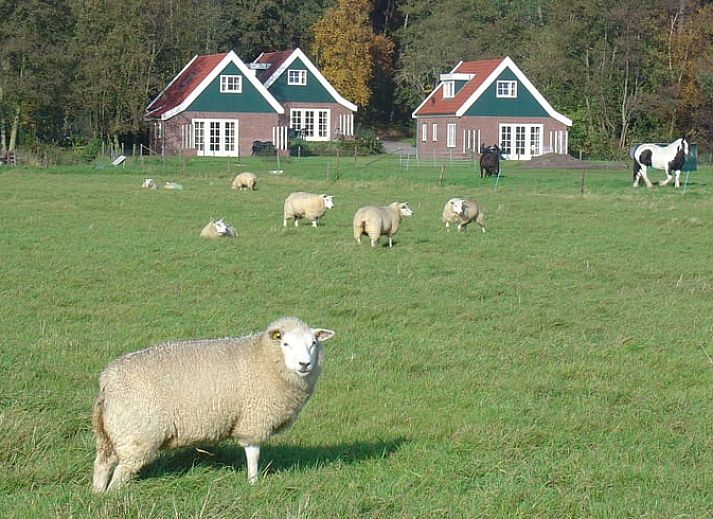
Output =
[{"x1": 2, "y1": 0, "x2": 713, "y2": 160}]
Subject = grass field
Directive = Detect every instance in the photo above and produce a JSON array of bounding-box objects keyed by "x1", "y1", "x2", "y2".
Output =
[{"x1": 1, "y1": 155, "x2": 712, "y2": 518}]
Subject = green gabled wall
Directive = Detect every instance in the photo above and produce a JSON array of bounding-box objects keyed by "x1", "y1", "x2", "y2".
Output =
[
  {"x1": 465, "y1": 68, "x2": 548, "y2": 117},
  {"x1": 187, "y1": 62, "x2": 277, "y2": 113},
  {"x1": 267, "y1": 57, "x2": 335, "y2": 103}
]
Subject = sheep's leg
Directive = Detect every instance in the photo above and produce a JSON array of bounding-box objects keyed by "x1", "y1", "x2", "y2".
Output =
[
  {"x1": 388, "y1": 236, "x2": 393, "y2": 247},
  {"x1": 311, "y1": 219, "x2": 318, "y2": 228},
  {"x1": 294, "y1": 218, "x2": 299, "y2": 227},
  {"x1": 283, "y1": 218, "x2": 288, "y2": 227},
  {"x1": 92, "y1": 447, "x2": 118, "y2": 493},
  {"x1": 457, "y1": 223, "x2": 464, "y2": 232},
  {"x1": 105, "y1": 459, "x2": 145, "y2": 491},
  {"x1": 245, "y1": 445, "x2": 260, "y2": 484},
  {"x1": 445, "y1": 222, "x2": 450, "y2": 232}
]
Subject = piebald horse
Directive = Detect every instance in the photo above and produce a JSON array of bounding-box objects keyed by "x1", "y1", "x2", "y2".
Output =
[{"x1": 630, "y1": 137, "x2": 690, "y2": 188}]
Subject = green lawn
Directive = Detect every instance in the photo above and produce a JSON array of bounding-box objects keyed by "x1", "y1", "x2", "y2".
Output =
[{"x1": 1, "y1": 155, "x2": 712, "y2": 518}]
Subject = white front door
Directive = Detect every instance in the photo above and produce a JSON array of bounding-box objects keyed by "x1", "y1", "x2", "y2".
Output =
[
  {"x1": 499, "y1": 123, "x2": 543, "y2": 160},
  {"x1": 193, "y1": 119, "x2": 239, "y2": 157}
]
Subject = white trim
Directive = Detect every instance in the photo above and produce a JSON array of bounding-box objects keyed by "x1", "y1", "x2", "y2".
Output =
[
  {"x1": 443, "y1": 81, "x2": 455, "y2": 98},
  {"x1": 258, "y1": 48, "x2": 357, "y2": 112},
  {"x1": 411, "y1": 62, "x2": 462, "y2": 118},
  {"x1": 160, "y1": 50, "x2": 284, "y2": 121},
  {"x1": 447, "y1": 123, "x2": 456, "y2": 148},
  {"x1": 456, "y1": 57, "x2": 572, "y2": 126},
  {"x1": 496, "y1": 80, "x2": 517, "y2": 98},
  {"x1": 439, "y1": 72, "x2": 475, "y2": 82},
  {"x1": 146, "y1": 55, "x2": 198, "y2": 114},
  {"x1": 287, "y1": 69, "x2": 307, "y2": 86},
  {"x1": 193, "y1": 118, "x2": 240, "y2": 157},
  {"x1": 220, "y1": 74, "x2": 242, "y2": 93}
]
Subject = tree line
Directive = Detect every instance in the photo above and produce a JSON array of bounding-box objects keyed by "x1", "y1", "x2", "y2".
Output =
[{"x1": 1, "y1": 0, "x2": 712, "y2": 159}]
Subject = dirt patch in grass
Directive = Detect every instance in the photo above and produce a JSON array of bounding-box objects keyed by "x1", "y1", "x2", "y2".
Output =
[{"x1": 520, "y1": 153, "x2": 622, "y2": 169}]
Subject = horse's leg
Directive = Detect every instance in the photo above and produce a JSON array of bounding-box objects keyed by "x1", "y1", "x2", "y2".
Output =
[
  {"x1": 659, "y1": 166, "x2": 673, "y2": 187},
  {"x1": 674, "y1": 170, "x2": 681, "y2": 188},
  {"x1": 640, "y1": 166, "x2": 653, "y2": 189}
]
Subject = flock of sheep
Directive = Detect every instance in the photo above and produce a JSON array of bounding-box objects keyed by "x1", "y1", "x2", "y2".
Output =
[
  {"x1": 91, "y1": 172, "x2": 488, "y2": 493},
  {"x1": 143, "y1": 170, "x2": 487, "y2": 247}
]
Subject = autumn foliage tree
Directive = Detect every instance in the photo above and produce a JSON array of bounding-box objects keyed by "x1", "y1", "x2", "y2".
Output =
[{"x1": 311, "y1": 0, "x2": 376, "y2": 107}]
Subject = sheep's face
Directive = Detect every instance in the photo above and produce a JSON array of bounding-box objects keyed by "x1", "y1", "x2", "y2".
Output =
[
  {"x1": 213, "y1": 219, "x2": 235, "y2": 236},
  {"x1": 142, "y1": 178, "x2": 155, "y2": 188},
  {"x1": 270, "y1": 326, "x2": 335, "y2": 378},
  {"x1": 398, "y1": 202, "x2": 413, "y2": 217},
  {"x1": 450, "y1": 198, "x2": 465, "y2": 215},
  {"x1": 321, "y1": 195, "x2": 334, "y2": 209}
]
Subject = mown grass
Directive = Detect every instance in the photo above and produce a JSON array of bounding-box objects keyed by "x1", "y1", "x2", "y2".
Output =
[{"x1": 1, "y1": 155, "x2": 712, "y2": 518}]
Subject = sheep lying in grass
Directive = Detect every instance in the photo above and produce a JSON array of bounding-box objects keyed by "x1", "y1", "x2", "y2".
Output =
[
  {"x1": 141, "y1": 178, "x2": 158, "y2": 190},
  {"x1": 91, "y1": 317, "x2": 335, "y2": 492},
  {"x1": 232, "y1": 172, "x2": 257, "y2": 191},
  {"x1": 353, "y1": 202, "x2": 413, "y2": 247},
  {"x1": 199, "y1": 218, "x2": 237, "y2": 238},
  {"x1": 441, "y1": 198, "x2": 486, "y2": 232},
  {"x1": 283, "y1": 192, "x2": 334, "y2": 227}
]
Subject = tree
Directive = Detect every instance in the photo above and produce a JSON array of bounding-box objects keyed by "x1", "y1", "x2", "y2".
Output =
[{"x1": 311, "y1": 0, "x2": 377, "y2": 107}]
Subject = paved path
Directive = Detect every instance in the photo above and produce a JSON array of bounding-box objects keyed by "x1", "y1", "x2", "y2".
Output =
[{"x1": 380, "y1": 140, "x2": 417, "y2": 155}]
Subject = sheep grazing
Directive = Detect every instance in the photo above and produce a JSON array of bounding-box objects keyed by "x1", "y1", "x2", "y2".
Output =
[
  {"x1": 199, "y1": 218, "x2": 237, "y2": 238},
  {"x1": 353, "y1": 202, "x2": 413, "y2": 247},
  {"x1": 231, "y1": 172, "x2": 257, "y2": 191},
  {"x1": 442, "y1": 197, "x2": 486, "y2": 232},
  {"x1": 141, "y1": 178, "x2": 158, "y2": 190},
  {"x1": 91, "y1": 317, "x2": 336, "y2": 492},
  {"x1": 283, "y1": 192, "x2": 334, "y2": 227}
]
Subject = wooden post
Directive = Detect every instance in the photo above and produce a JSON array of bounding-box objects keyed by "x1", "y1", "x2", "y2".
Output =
[
  {"x1": 438, "y1": 164, "x2": 445, "y2": 186},
  {"x1": 580, "y1": 169, "x2": 586, "y2": 195}
]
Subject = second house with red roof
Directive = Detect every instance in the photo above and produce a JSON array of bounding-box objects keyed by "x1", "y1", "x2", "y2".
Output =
[{"x1": 412, "y1": 57, "x2": 572, "y2": 161}]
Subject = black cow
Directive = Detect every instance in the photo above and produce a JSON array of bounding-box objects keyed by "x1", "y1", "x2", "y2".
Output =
[{"x1": 479, "y1": 144, "x2": 501, "y2": 178}]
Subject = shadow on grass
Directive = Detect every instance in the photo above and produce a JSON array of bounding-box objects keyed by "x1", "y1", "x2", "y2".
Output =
[{"x1": 141, "y1": 437, "x2": 407, "y2": 481}]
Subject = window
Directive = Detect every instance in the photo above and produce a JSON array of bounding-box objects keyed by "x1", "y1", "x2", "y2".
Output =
[
  {"x1": 287, "y1": 69, "x2": 307, "y2": 86},
  {"x1": 220, "y1": 75, "x2": 242, "y2": 93},
  {"x1": 421, "y1": 124, "x2": 427, "y2": 142},
  {"x1": 443, "y1": 81, "x2": 455, "y2": 98},
  {"x1": 500, "y1": 125, "x2": 512, "y2": 155},
  {"x1": 224, "y1": 121, "x2": 236, "y2": 152},
  {"x1": 290, "y1": 109, "x2": 330, "y2": 140},
  {"x1": 432, "y1": 124, "x2": 438, "y2": 142},
  {"x1": 496, "y1": 80, "x2": 517, "y2": 98},
  {"x1": 194, "y1": 121, "x2": 205, "y2": 151},
  {"x1": 530, "y1": 126, "x2": 541, "y2": 156},
  {"x1": 499, "y1": 123, "x2": 543, "y2": 159},
  {"x1": 209, "y1": 122, "x2": 221, "y2": 152},
  {"x1": 446, "y1": 124, "x2": 456, "y2": 148}
]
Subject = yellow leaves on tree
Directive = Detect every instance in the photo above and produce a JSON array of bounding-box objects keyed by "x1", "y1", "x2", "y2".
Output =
[{"x1": 311, "y1": 0, "x2": 381, "y2": 108}]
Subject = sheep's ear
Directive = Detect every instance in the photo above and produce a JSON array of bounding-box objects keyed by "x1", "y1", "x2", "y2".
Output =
[
  {"x1": 270, "y1": 330, "x2": 282, "y2": 341},
  {"x1": 314, "y1": 329, "x2": 335, "y2": 342}
]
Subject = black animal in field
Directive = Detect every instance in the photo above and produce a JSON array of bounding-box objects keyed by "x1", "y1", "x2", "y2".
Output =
[{"x1": 479, "y1": 144, "x2": 501, "y2": 178}]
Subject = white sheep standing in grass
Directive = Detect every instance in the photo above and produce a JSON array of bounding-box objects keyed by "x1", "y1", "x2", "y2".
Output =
[
  {"x1": 283, "y1": 192, "x2": 334, "y2": 227},
  {"x1": 141, "y1": 178, "x2": 158, "y2": 190},
  {"x1": 442, "y1": 197, "x2": 486, "y2": 232},
  {"x1": 352, "y1": 202, "x2": 413, "y2": 247},
  {"x1": 232, "y1": 172, "x2": 257, "y2": 191},
  {"x1": 91, "y1": 317, "x2": 335, "y2": 492},
  {"x1": 199, "y1": 218, "x2": 237, "y2": 238}
]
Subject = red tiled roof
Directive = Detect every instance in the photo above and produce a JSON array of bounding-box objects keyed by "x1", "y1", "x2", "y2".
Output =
[
  {"x1": 146, "y1": 53, "x2": 227, "y2": 118},
  {"x1": 414, "y1": 58, "x2": 503, "y2": 116},
  {"x1": 253, "y1": 50, "x2": 294, "y2": 84}
]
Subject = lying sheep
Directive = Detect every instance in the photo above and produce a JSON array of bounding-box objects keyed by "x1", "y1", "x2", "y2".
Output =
[
  {"x1": 441, "y1": 197, "x2": 486, "y2": 232},
  {"x1": 283, "y1": 192, "x2": 334, "y2": 227},
  {"x1": 199, "y1": 218, "x2": 237, "y2": 238},
  {"x1": 91, "y1": 317, "x2": 335, "y2": 492},
  {"x1": 353, "y1": 202, "x2": 413, "y2": 247},
  {"x1": 232, "y1": 172, "x2": 257, "y2": 191},
  {"x1": 141, "y1": 178, "x2": 158, "y2": 190}
]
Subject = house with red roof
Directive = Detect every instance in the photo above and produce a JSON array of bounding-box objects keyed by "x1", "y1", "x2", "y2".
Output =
[
  {"x1": 250, "y1": 48, "x2": 357, "y2": 142},
  {"x1": 412, "y1": 57, "x2": 572, "y2": 160},
  {"x1": 145, "y1": 50, "x2": 285, "y2": 157}
]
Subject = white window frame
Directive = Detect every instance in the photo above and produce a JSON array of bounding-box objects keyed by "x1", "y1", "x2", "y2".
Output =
[
  {"x1": 498, "y1": 123, "x2": 543, "y2": 160},
  {"x1": 421, "y1": 123, "x2": 427, "y2": 142},
  {"x1": 220, "y1": 75, "x2": 242, "y2": 93},
  {"x1": 446, "y1": 123, "x2": 456, "y2": 148},
  {"x1": 496, "y1": 80, "x2": 517, "y2": 98},
  {"x1": 289, "y1": 108, "x2": 330, "y2": 141},
  {"x1": 193, "y1": 118, "x2": 240, "y2": 157},
  {"x1": 287, "y1": 69, "x2": 307, "y2": 86},
  {"x1": 443, "y1": 80, "x2": 455, "y2": 98},
  {"x1": 432, "y1": 123, "x2": 438, "y2": 142}
]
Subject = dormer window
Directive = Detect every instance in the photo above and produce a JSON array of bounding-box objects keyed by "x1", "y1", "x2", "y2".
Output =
[
  {"x1": 497, "y1": 80, "x2": 517, "y2": 98},
  {"x1": 443, "y1": 80, "x2": 455, "y2": 98},
  {"x1": 220, "y1": 75, "x2": 242, "y2": 93},
  {"x1": 288, "y1": 69, "x2": 307, "y2": 86}
]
